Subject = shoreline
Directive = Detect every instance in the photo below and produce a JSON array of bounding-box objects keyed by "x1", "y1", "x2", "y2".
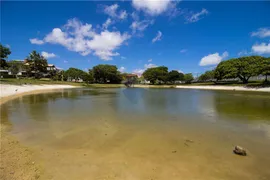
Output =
[
  {"x1": 0, "y1": 84, "x2": 77, "y2": 180},
  {"x1": 175, "y1": 85, "x2": 270, "y2": 92}
]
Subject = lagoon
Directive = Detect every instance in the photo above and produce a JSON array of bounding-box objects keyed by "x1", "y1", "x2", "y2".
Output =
[{"x1": 1, "y1": 88, "x2": 270, "y2": 179}]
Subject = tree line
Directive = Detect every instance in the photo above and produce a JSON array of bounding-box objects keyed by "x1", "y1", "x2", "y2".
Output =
[
  {"x1": 1, "y1": 44, "x2": 269, "y2": 84},
  {"x1": 198, "y1": 56, "x2": 270, "y2": 84}
]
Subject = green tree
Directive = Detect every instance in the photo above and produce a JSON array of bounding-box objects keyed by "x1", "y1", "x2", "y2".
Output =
[
  {"x1": 0, "y1": 44, "x2": 11, "y2": 69},
  {"x1": 199, "y1": 70, "x2": 215, "y2": 81},
  {"x1": 143, "y1": 66, "x2": 168, "y2": 84},
  {"x1": 26, "y1": 51, "x2": 48, "y2": 78},
  {"x1": 260, "y1": 57, "x2": 270, "y2": 82},
  {"x1": 184, "y1": 73, "x2": 194, "y2": 84},
  {"x1": 7, "y1": 61, "x2": 20, "y2": 76},
  {"x1": 64, "y1": 68, "x2": 93, "y2": 83},
  {"x1": 214, "y1": 60, "x2": 237, "y2": 81},
  {"x1": 167, "y1": 70, "x2": 184, "y2": 83},
  {"x1": 92, "y1": 64, "x2": 122, "y2": 83}
]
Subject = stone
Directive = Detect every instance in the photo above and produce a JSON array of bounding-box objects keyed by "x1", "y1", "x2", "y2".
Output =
[{"x1": 233, "y1": 146, "x2": 247, "y2": 156}]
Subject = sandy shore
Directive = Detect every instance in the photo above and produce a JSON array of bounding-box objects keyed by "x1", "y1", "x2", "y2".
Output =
[
  {"x1": 0, "y1": 84, "x2": 76, "y2": 180},
  {"x1": 0, "y1": 84, "x2": 77, "y2": 98},
  {"x1": 176, "y1": 85, "x2": 270, "y2": 92}
]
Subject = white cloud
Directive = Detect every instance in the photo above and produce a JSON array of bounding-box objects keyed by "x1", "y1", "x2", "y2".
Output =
[
  {"x1": 104, "y1": 4, "x2": 119, "y2": 17},
  {"x1": 178, "y1": 70, "x2": 184, "y2": 74},
  {"x1": 64, "y1": 60, "x2": 68, "y2": 63},
  {"x1": 119, "y1": 10, "x2": 128, "y2": 20},
  {"x1": 6, "y1": 44, "x2": 11, "y2": 48},
  {"x1": 119, "y1": 66, "x2": 126, "y2": 73},
  {"x1": 130, "y1": 19, "x2": 154, "y2": 34},
  {"x1": 238, "y1": 50, "x2": 249, "y2": 56},
  {"x1": 30, "y1": 38, "x2": 44, "y2": 45},
  {"x1": 41, "y1": 51, "x2": 57, "y2": 59},
  {"x1": 180, "y1": 49, "x2": 187, "y2": 53},
  {"x1": 132, "y1": 0, "x2": 174, "y2": 16},
  {"x1": 252, "y1": 42, "x2": 270, "y2": 54},
  {"x1": 132, "y1": 63, "x2": 157, "y2": 77},
  {"x1": 31, "y1": 18, "x2": 130, "y2": 60},
  {"x1": 251, "y1": 28, "x2": 270, "y2": 38},
  {"x1": 185, "y1": 8, "x2": 209, "y2": 23},
  {"x1": 199, "y1": 51, "x2": 228, "y2": 66},
  {"x1": 152, "y1": 31, "x2": 162, "y2": 43},
  {"x1": 102, "y1": 18, "x2": 112, "y2": 29},
  {"x1": 148, "y1": 58, "x2": 152, "y2": 62},
  {"x1": 103, "y1": 4, "x2": 128, "y2": 20},
  {"x1": 144, "y1": 63, "x2": 157, "y2": 69},
  {"x1": 121, "y1": 56, "x2": 126, "y2": 60},
  {"x1": 132, "y1": 69, "x2": 145, "y2": 77}
]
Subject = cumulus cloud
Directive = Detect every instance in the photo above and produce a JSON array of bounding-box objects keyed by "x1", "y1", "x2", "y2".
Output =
[
  {"x1": 103, "y1": 4, "x2": 128, "y2": 20},
  {"x1": 119, "y1": 66, "x2": 126, "y2": 73},
  {"x1": 132, "y1": 68, "x2": 145, "y2": 77},
  {"x1": 152, "y1": 31, "x2": 162, "y2": 43},
  {"x1": 30, "y1": 38, "x2": 44, "y2": 45},
  {"x1": 180, "y1": 49, "x2": 187, "y2": 53},
  {"x1": 132, "y1": 63, "x2": 157, "y2": 77},
  {"x1": 144, "y1": 63, "x2": 157, "y2": 69},
  {"x1": 30, "y1": 18, "x2": 130, "y2": 60},
  {"x1": 148, "y1": 58, "x2": 152, "y2": 62},
  {"x1": 251, "y1": 28, "x2": 270, "y2": 38},
  {"x1": 199, "y1": 51, "x2": 228, "y2": 66},
  {"x1": 238, "y1": 50, "x2": 249, "y2": 56},
  {"x1": 132, "y1": 0, "x2": 174, "y2": 16},
  {"x1": 252, "y1": 42, "x2": 270, "y2": 54},
  {"x1": 41, "y1": 51, "x2": 57, "y2": 59},
  {"x1": 185, "y1": 8, "x2": 209, "y2": 23}
]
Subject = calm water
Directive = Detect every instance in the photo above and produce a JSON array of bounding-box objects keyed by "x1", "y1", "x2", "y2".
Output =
[{"x1": 1, "y1": 88, "x2": 270, "y2": 180}]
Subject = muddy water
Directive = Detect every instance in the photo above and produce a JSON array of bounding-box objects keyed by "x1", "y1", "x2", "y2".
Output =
[{"x1": 1, "y1": 88, "x2": 270, "y2": 180}]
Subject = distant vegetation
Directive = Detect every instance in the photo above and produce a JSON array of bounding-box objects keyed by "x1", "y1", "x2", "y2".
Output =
[{"x1": 1, "y1": 44, "x2": 269, "y2": 85}]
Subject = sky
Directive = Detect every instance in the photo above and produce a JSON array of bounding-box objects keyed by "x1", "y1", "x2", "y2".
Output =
[{"x1": 1, "y1": 0, "x2": 270, "y2": 76}]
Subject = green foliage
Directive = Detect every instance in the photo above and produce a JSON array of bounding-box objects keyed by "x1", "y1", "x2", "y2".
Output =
[
  {"x1": 184, "y1": 73, "x2": 194, "y2": 84},
  {"x1": 143, "y1": 66, "x2": 168, "y2": 84},
  {"x1": 260, "y1": 57, "x2": 270, "y2": 81},
  {"x1": 7, "y1": 61, "x2": 22, "y2": 75},
  {"x1": 26, "y1": 51, "x2": 48, "y2": 78},
  {"x1": 0, "y1": 44, "x2": 11, "y2": 59},
  {"x1": 167, "y1": 70, "x2": 184, "y2": 83},
  {"x1": 0, "y1": 44, "x2": 11, "y2": 69},
  {"x1": 214, "y1": 56, "x2": 264, "y2": 83},
  {"x1": 92, "y1": 64, "x2": 122, "y2": 83},
  {"x1": 64, "y1": 67, "x2": 93, "y2": 83},
  {"x1": 199, "y1": 70, "x2": 215, "y2": 81}
]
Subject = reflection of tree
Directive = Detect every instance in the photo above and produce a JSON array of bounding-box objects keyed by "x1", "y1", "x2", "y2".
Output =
[
  {"x1": 0, "y1": 104, "x2": 11, "y2": 126},
  {"x1": 214, "y1": 92, "x2": 270, "y2": 121}
]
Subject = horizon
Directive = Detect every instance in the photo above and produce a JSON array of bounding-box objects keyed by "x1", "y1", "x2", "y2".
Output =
[{"x1": 1, "y1": 1, "x2": 270, "y2": 76}]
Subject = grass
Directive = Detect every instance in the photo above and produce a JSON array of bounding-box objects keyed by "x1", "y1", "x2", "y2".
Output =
[{"x1": 1, "y1": 78, "x2": 269, "y2": 88}]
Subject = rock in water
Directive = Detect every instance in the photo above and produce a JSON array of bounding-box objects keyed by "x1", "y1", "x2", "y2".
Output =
[{"x1": 233, "y1": 146, "x2": 247, "y2": 156}]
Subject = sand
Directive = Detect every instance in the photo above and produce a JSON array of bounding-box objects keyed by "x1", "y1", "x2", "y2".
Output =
[
  {"x1": 0, "y1": 84, "x2": 76, "y2": 180},
  {"x1": 176, "y1": 85, "x2": 270, "y2": 92}
]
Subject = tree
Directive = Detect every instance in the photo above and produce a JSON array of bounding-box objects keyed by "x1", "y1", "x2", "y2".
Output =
[
  {"x1": 260, "y1": 57, "x2": 270, "y2": 82},
  {"x1": 92, "y1": 64, "x2": 122, "y2": 83},
  {"x1": 0, "y1": 44, "x2": 11, "y2": 69},
  {"x1": 64, "y1": 68, "x2": 93, "y2": 83},
  {"x1": 143, "y1": 66, "x2": 168, "y2": 84},
  {"x1": 215, "y1": 56, "x2": 264, "y2": 84},
  {"x1": 7, "y1": 61, "x2": 20, "y2": 76},
  {"x1": 199, "y1": 70, "x2": 215, "y2": 81},
  {"x1": 184, "y1": 73, "x2": 194, "y2": 84},
  {"x1": 233, "y1": 56, "x2": 263, "y2": 84},
  {"x1": 26, "y1": 51, "x2": 48, "y2": 78},
  {"x1": 167, "y1": 70, "x2": 184, "y2": 83}
]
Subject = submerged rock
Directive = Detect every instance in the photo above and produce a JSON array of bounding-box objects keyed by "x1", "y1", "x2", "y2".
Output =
[{"x1": 233, "y1": 146, "x2": 247, "y2": 156}]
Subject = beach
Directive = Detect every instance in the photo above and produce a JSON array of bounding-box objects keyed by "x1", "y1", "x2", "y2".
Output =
[
  {"x1": 0, "y1": 84, "x2": 77, "y2": 180},
  {"x1": 176, "y1": 85, "x2": 270, "y2": 92}
]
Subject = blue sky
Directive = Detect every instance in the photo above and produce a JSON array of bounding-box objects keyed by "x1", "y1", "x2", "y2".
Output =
[{"x1": 1, "y1": 0, "x2": 270, "y2": 76}]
